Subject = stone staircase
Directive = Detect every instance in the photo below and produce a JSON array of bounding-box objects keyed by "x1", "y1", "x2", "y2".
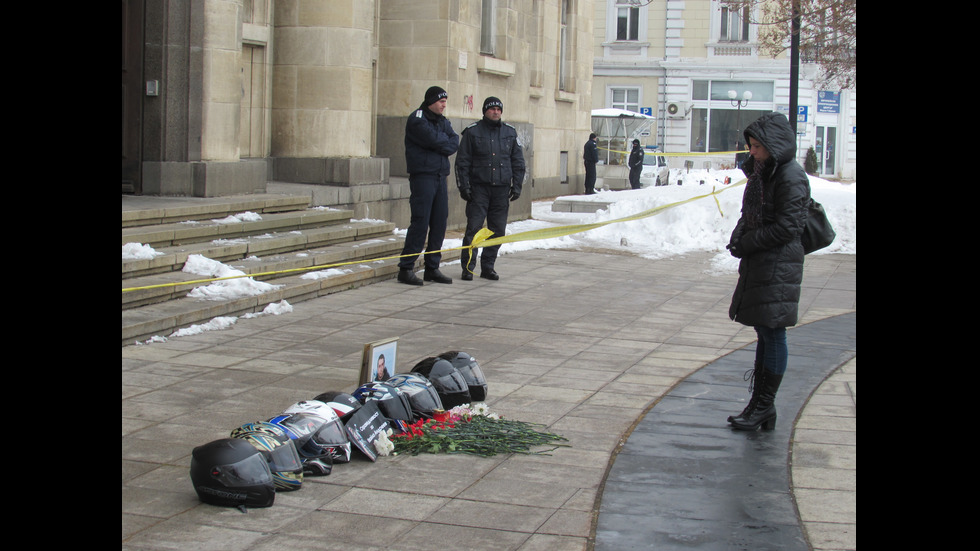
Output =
[{"x1": 122, "y1": 193, "x2": 460, "y2": 346}]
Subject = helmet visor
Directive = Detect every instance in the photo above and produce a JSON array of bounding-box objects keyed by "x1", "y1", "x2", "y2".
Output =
[
  {"x1": 409, "y1": 386, "x2": 444, "y2": 414},
  {"x1": 432, "y1": 371, "x2": 468, "y2": 393},
  {"x1": 267, "y1": 441, "x2": 303, "y2": 473},
  {"x1": 456, "y1": 361, "x2": 487, "y2": 385},
  {"x1": 210, "y1": 453, "x2": 272, "y2": 488},
  {"x1": 311, "y1": 418, "x2": 349, "y2": 447}
]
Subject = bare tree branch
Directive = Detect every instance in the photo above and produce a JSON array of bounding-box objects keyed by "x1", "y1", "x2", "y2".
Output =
[{"x1": 724, "y1": 0, "x2": 855, "y2": 90}]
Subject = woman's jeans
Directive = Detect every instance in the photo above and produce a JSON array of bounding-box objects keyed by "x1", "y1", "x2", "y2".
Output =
[{"x1": 754, "y1": 326, "x2": 788, "y2": 376}]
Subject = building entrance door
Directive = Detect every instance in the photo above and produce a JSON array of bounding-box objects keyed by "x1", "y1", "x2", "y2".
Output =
[
  {"x1": 122, "y1": 0, "x2": 144, "y2": 193},
  {"x1": 815, "y1": 126, "x2": 837, "y2": 177}
]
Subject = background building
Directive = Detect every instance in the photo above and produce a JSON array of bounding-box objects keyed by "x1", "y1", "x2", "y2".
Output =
[{"x1": 591, "y1": 0, "x2": 855, "y2": 179}]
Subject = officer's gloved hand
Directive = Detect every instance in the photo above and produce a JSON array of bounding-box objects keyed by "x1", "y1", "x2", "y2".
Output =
[
  {"x1": 459, "y1": 186, "x2": 471, "y2": 202},
  {"x1": 509, "y1": 188, "x2": 521, "y2": 202}
]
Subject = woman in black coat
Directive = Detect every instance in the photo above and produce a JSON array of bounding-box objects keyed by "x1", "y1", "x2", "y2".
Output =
[{"x1": 725, "y1": 112, "x2": 810, "y2": 431}]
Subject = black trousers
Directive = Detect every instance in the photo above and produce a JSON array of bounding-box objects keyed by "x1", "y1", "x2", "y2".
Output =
[
  {"x1": 399, "y1": 174, "x2": 449, "y2": 270},
  {"x1": 461, "y1": 184, "x2": 510, "y2": 273},
  {"x1": 584, "y1": 162, "x2": 597, "y2": 194},
  {"x1": 629, "y1": 166, "x2": 642, "y2": 189}
]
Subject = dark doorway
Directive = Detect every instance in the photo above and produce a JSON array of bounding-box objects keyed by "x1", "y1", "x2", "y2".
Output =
[{"x1": 121, "y1": 0, "x2": 143, "y2": 193}]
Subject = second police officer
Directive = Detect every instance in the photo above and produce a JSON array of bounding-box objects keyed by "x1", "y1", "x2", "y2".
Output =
[{"x1": 455, "y1": 96, "x2": 526, "y2": 281}]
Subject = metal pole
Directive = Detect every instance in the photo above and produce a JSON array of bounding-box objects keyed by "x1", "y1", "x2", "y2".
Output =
[{"x1": 789, "y1": 0, "x2": 801, "y2": 135}]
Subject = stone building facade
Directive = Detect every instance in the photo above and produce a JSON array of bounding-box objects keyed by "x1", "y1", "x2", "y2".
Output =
[{"x1": 122, "y1": 0, "x2": 596, "y2": 228}]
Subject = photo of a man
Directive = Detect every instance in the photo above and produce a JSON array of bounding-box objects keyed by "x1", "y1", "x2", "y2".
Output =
[{"x1": 375, "y1": 353, "x2": 392, "y2": 381}]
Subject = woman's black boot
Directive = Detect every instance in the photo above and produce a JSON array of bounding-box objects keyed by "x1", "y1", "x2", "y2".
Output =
[
  {"x1": 728, "y1": 362, "x2": 764, "y2": 424},
  {"x1": 731, "y1": 372, "x2": 783, "y2": 431}
]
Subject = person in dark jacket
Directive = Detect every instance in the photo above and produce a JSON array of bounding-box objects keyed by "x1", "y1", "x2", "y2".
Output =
[
  {"x1": 583, "y1": 133, "x2": 599, "y2": 194},
  {"x1": 725, "y1": 112, "x2": 810, "y2": 431},
  {"x1": 627, "y1": 139, "x2": 644, "y2": 189},
  {"x1": 397, "y1": 86, "x2": 459, "y2": 286},
  {"x1": 455, "y1": 96, "x2": 526, "y2": 281}
]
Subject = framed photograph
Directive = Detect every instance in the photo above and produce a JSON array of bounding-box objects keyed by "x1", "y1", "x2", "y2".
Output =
[{"x1": 360, "y1": 336, "x2": 398, "y2": 385}]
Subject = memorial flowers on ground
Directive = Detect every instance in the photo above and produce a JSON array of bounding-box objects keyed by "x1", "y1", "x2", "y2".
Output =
[{"x1": 389, "y1": 403, "x2": 569, "y2": 457}]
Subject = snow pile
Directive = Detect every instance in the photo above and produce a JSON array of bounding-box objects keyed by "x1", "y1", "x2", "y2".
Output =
[{"x1": 182, "y1": 254, "x2": 281, "y2": 301}]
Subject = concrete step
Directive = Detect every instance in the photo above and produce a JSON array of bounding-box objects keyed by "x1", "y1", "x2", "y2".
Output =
[
  {"x1": 122, "y1": 218, "x2": 395, "y2": 279},
  {"x1": 121, "y1": 248, "x2": 462, "y2": 346},
  {"x1": 121, "y1": 192, "x2": 465, "y2": 346},
  {"x1": 122, "y1": 193, "x2": 311, "y2": 227},
  {"x1": 122, "y1": 223, "x2": 404, "y2": 309},
  {"x1": 122, "y1": 207, "x2": 354, "y2": 248}
]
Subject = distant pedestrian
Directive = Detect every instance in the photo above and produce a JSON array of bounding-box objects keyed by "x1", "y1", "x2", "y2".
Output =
[
  {"x1": 455, "y1": 96, "x2": 526, "y2": 281},
  {"x1": 627, "y1": 139, "x2": 644, "y2": 189},
  {"x1": 725, "y1": 112, "x2": 810, "y2": 431},
  {"x1": 398, "y1": 86, "x2": 459, "y2": 286},
  {"x1": 583, "y1": 133, "x2": 598, "y2": 194}
]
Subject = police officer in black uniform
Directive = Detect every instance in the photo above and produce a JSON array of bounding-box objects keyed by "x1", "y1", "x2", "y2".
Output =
[
  {"x1": 455, "y1": 96, "x2": 526, "y2": 281},
  {"x1": 397, "y1": 86, "x2": 459, "y2": 286},
  {"x1": 583, "y1": 133, "x2": 599, "y2": 194}
]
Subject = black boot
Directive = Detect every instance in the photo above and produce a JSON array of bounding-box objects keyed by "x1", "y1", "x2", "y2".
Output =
[
  {"x1": 423, "y1": 268, "x2": 452, "y2": 284},
  {"x1": 398, "y1": 268, "x2": 423, "y2": 286},
  {"x1": 731, "y1": 372, "x2": 783, "y2": 431},
  {"x1": 728, "y1": 362, "x2": 764, "y2": 424}
]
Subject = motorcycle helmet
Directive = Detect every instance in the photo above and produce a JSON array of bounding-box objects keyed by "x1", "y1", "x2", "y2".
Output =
[
  {"x1": 231, "y1": 430, "x2": 304, "y2": 491},
  {"x1": 190, "y1": 438, "x2": 275, "y2": 509},
  {"x1": 230, "y1": 421, "x2": 291, "y2": 443},
  {"x1": 312, "y1": 391, "x2": 362, "y2": 424},
  {"x1": 352, "y1": 382, "x2": 414, "y2": 432},
  {"x1": 411, "y1": 357, "x2": 471, "y2": 409},
  {"x1": 385, "y1": 372, "x2": 444, "y2": 419},
  {"x1": 268, "y1": 406, "x2": 350, "y2": 466},
  {"x1": 281, "y1": 400, "x2": 352, "y2": 464},
  {"x1": 440, "y1": 351, "x2": 488, "y2": 402}
]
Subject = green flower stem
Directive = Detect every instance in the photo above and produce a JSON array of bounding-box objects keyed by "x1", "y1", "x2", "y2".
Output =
[{"x1": 392, "y1": 416, "x2": 569, "y2": 457}]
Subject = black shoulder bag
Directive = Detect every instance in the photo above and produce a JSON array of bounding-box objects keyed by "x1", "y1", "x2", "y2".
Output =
[{"x1": 801, "y1": 198, "x2": 836, "y2": 254}]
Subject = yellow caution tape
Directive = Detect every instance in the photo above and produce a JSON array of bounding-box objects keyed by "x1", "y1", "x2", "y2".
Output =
[
  {"x1": 123, "y1": 178, "x2": 746, "y2": 293},
  {"x1": 600, "y1": 146, "x2": 747, "y2": 157}
]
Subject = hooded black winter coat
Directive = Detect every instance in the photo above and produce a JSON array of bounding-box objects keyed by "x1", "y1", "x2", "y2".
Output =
[{"x1": 728, "y1": 112, "x2": 810, "y2": 328}]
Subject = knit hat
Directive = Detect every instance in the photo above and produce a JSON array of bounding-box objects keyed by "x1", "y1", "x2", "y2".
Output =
[
  {"x1": 482, "y1": 96, "x2": 503, "y2": 114},
  {"x1": 424, "y1": 86, "x2": 448, "y2": 106}
]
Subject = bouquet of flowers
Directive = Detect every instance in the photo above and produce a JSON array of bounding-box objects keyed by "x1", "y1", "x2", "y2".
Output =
[{"x1": 384, "y1": 403, "x2": 569, "y2": 457}]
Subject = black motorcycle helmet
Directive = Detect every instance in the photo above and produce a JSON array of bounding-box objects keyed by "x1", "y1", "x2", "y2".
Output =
[
  {"x1": 439, "y1": 351, "x2": 488, "y2": 402},
  {"x1": 353, "y1": 382, "x2": 415, "y2": 428},
  {"x1": 385, "y1": 372, "x2": 445, "y2": 419},
  {"x1": 412, "y1": 357, "x2": 471, "y2": 409},
  {"x1": 190, "y1": 438, "x2": 275, "y2": 509}
]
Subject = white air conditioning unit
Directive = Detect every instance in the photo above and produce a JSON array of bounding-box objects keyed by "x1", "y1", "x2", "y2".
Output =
[{"x1": 665, "y1": 101, "x2": 689, "y2": 119}]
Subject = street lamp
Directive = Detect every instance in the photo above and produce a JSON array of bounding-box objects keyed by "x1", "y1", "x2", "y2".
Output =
[{"x1": 729, "y1": 90, "x2": 752, "y2": 167}]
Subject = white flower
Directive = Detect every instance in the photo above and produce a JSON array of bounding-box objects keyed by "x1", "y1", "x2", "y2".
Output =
[
  {"x1": 470, "y1": 402, "x2": 491, "y2": 416},
  {"x1": 374, "y1": 431, "x2": 395, "y2": 456}
]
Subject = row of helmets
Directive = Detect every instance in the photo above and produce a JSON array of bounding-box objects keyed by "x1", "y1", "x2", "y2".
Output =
[{"x1": 190, "y1": 351, "x2": 487, "y2": 510}]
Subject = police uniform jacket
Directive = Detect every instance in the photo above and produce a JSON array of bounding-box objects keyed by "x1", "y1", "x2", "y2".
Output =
[
  {"x1": 455, "y1": 118, "x2": 526, "y2": 194},
  {"x1": 405, "y1": 105, "x2": 459, "y2": 177}
]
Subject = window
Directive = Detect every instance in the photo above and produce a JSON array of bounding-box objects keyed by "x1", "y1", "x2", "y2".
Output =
[
  {"x1": 559, "y1": 0, "x2": 569, "y2": 91},
  {"x1": 720, "y1": 5, "x2": 750, "y2": 42},
  {"x1": 616, "y1": 2, "x2": 639, "y2": 41},
  {"x1": 481, "y1": 0, "x2": 496, "y2": 55},
  {"x1": 611, "y1": 87, "x2": 640, "y2": 113},
  {"x1": 688, "y1": 80, "x2": 773, "y2": 153}
]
